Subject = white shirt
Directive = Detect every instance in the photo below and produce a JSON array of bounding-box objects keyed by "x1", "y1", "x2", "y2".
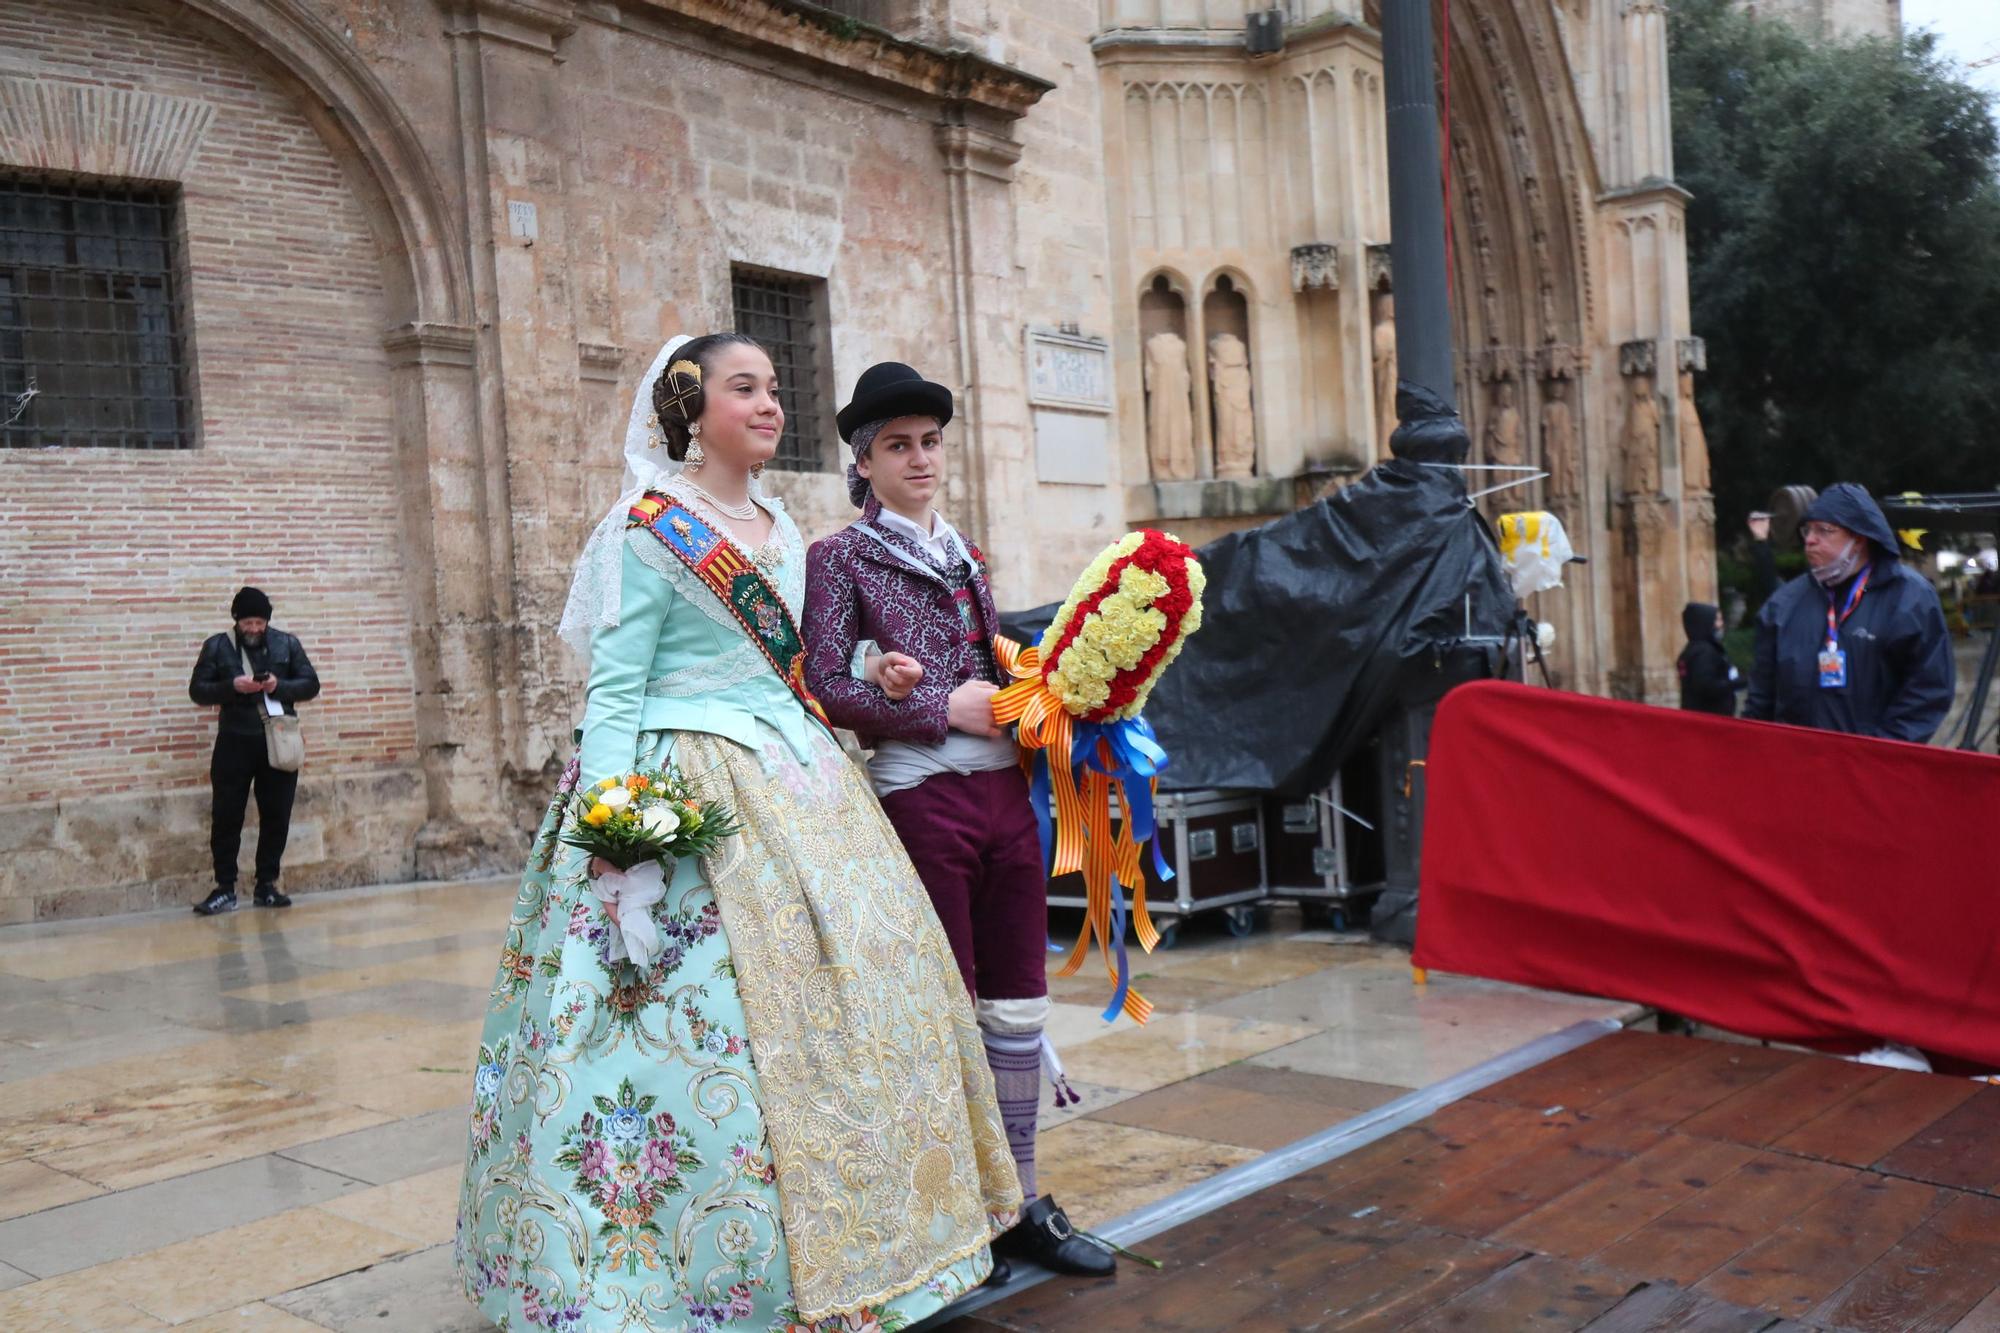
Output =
[{"x1": 873, "y1": 505, "x2": 955, "y2": 565}]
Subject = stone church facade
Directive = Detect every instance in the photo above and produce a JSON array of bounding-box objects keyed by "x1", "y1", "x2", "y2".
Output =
[{"x1": 0, "y1": 0, "x2": 1709, "y2": 920}]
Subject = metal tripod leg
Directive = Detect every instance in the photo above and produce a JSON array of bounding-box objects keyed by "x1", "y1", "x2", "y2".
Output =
[{"x1": 1960, "y1": 626, "x2": 2000, "y2": 751}]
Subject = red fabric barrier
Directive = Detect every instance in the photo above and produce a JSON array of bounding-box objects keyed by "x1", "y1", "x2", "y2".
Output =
[{"x1": 1414, "y1": 680, "x2": 2000, "y2": 1069}]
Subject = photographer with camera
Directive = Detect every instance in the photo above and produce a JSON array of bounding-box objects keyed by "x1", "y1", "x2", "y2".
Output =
[{"x1": 187, "y1": 587, "x2": 320, "y2": 915}]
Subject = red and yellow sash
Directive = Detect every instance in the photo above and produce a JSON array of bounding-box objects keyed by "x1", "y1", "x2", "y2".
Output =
[{"x1": 627, "y1": 493, "x2": 831, "y2": 730}]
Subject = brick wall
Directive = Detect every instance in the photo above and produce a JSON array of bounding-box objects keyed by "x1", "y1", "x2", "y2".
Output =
[{"x1": 0, "y1": 0, "x2": 425, "y2": 920}]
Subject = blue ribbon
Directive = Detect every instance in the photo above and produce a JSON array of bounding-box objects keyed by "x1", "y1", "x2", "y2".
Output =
[
  {"x1": 1075, "y1": 717, "x2": 1175, "y2": 883},
  {"x1": 1019, "y1": 712, "x2": 1178, "y2": 1021}
]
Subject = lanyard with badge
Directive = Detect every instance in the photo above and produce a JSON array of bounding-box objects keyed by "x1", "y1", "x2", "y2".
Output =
[{"x1": 1818, "y1": 567, "x2": 1870, "y2": 690}]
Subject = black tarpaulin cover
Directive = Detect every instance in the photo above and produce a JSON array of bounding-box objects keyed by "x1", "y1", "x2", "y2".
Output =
[{"x1": 1000, "y1": 384, "x2": 1517, "y2": 795}]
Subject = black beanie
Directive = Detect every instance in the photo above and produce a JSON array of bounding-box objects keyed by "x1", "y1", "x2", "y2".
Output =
[{"x1": 231, "y1": 586, "x2": 273, "y2": 621}]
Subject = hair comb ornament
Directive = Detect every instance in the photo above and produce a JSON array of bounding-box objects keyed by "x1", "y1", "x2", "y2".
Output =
[{"x1": 660, "y1": 358, "x2": 703, "y2": 422}]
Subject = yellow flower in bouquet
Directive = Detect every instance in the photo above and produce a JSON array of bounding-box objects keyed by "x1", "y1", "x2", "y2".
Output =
[{"x1": 563, "y1": 766, "x2": 737, "y2": 872}]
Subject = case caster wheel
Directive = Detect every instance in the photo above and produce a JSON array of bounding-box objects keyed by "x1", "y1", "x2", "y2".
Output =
[
  {"x1": 1330, "y1": 907, "x2": 1348, "y2": 933},
  {"x1": 1224, "y1": 906, "x2": 1257, "y2": 939},
  {"x1": 1153, "y1": 922, "x2": 1182, "y2": 951}
]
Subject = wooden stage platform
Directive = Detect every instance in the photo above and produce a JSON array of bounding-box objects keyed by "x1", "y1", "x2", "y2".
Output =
[{"x1": 941, "y1": 1030, "x2": 2000, "y2": 1332}]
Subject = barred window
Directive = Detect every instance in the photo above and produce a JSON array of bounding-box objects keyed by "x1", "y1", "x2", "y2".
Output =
[
  {"x1": 731, "y1": 265, "x2": 831, "y2": 472},
  {"x1": 0, "y1": 174, "x2": 195, "y2": 449}
]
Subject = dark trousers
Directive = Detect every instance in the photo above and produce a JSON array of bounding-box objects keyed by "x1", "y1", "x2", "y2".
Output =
[
  {"x1": 210, "y1": 731, "x2": 298, "y2": 888},
  {"x1": 879, "y1": 767, "x2": 1049, "y2": 1002}
]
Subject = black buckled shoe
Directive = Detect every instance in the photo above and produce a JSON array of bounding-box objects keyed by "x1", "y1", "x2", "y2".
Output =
[
  {"x1": 995, "y1": 1196, "x2": 1115, "y2": 1277},
  {"x1": 194, "y1": 888, "x2": 238, "y2": 916},
  {"x1": 253, "y1": 884, "x2": 292, "y2": 909},
  {"x1": 981, "y1": 1255, "x2": 1013, "y2": 1288}
]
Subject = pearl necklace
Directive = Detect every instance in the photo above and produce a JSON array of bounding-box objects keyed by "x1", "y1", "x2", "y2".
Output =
[{"x1": 685, "y1": 482, "x2": 759, "y2": 522}]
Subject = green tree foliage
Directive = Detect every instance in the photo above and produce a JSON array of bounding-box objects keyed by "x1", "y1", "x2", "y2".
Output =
[{"x1": 1669, "y1": 0, "x2": 2000, "y2": 531}]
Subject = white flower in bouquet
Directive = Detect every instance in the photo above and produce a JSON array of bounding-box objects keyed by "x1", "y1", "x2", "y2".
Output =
[
  {"x1": 640, "y1": 805, "x2": 679, "y2": 841},
  {"x1": 599, "y1": 785, "x2": 632, "y2": 812}
]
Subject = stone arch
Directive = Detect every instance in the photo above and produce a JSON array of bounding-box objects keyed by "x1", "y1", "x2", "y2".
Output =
[
  {"x1": 1200, "y1": 270, "x2": 1258, "y2": 479},
  {"x1": 148, "y1": 0, "x2": 511, "y2": 872},
  {"x1": 157, "y1": 0, "x2": 470, "y2": 328},
  {"x1": 1139, "y1": 269, "x2": 1199, "y2": 481}
]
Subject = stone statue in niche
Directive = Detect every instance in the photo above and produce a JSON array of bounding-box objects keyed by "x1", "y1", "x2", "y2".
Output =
[
  {"x1": 1208, "y1": 332, "x2": 1255, "y2": 479},
  {"x1": 1482, "y1": 378, "x2": 1524, "y2": 468},
  {"x1": 1371, "y1": 290, "x2": 1397, "y2": 459},
  {"x1": 1678, "y1": 367, "x2": 1710, "y2": 495},
  {"x1": 1540, "y1": 375, "x2": 1580, "y2": 500},
  {"x1": 1618, "y1": 372, "x2": 1661, "y2": 496},
  {"x1": 1143, "y1": 330, "x2": 1197, "y2": 481}
]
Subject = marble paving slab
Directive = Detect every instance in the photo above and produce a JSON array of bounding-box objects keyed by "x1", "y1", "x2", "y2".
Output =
[
  {"x1": 0, "y1": 1152, "x2": 367, "y2": 1278},
  {"x1": 276, "y1": 1106, "x2": 468, "y2": 1186},
  {"x1": 271, "y1": 1243, "x2": 490, "y2": 1332}
]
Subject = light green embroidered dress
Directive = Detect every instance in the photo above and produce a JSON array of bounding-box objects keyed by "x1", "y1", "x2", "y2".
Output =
[{"x1": 455, "y1": 486, "x2": 1020, "y2": 1333}]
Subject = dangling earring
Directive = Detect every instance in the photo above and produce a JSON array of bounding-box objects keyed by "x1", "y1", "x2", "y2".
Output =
[
  {"x1": 750, "y1": 460, "x2": 765, "y2": 481},
  {"x1": 646, "y1": 413, "x2": 662, "y2": 451},
  {"x1": 685, "y1": 422, "x2": 705, "y2": 471}
]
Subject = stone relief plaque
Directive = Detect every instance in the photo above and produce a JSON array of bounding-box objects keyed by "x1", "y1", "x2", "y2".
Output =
[{"x1": 1025, "y1": 327, "x2": 1112, "y2": 412}]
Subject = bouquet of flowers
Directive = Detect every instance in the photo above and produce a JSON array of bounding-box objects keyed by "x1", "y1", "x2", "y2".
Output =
[
  {"x1": 993, "y1": 530, "x2": 1205, "y2": 1024},
  {"x1": 560, "y1": 769, "x2": 738, "y2": 969}
]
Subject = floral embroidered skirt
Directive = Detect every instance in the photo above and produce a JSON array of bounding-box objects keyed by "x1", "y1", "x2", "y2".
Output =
[{"x1": 455, "y1": 725, "x2": 1010, "y2": 1332}]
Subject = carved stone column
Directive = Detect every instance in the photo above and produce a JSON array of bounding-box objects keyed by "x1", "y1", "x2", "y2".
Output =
[
  {"x1": 938, "y1": 116, "x2": 1032, "y2": 600},
  {"x1": 383, "y1": 322, "x2": 520, "y2": 875},
  {"x1": 1677, "y1": 335, "x2": 1718, "y2": 607},
  {"x1": 1609, "y1": 337, "x2": 1682, "y2": 702},
  {"x1": 1534, "y1": 343, "x2": 1592, "y2": 690},
  {"x1": 446, "y1": 0, "x2": 585, "y2": 794}
]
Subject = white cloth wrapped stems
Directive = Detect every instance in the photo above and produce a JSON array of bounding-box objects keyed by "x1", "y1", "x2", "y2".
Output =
[{"x1": 589, "y1": 858, "x2": 669, "y2": 968}]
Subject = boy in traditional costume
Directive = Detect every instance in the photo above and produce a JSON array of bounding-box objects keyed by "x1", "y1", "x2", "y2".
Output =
[{"x1": 803, "y1": 362, "x2": 1116, "y2": 1279}]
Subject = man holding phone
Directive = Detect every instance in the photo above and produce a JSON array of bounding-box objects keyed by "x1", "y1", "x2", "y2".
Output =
[{"x1": 187, "y1": 587, "x2": 320, "y2": 914}]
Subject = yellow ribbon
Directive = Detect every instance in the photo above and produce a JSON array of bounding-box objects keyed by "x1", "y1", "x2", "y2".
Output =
[{"x1": 993, "y1": 636, "x2": 1157, "y2": 1023}]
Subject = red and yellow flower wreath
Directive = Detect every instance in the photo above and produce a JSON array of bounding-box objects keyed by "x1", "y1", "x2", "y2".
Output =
[{"x1": 993, "y1": 530, "x2": 1205, "y2": 1023}]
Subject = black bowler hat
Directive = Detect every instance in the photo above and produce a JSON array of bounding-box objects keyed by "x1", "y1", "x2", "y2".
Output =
[{"x1": 836, "y1": 362, "x2": 954, "y2": 443}]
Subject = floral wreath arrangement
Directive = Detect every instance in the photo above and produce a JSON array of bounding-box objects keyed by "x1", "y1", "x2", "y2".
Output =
[
  {"x1": 561, "y1": 768, "x2": 740, "y2": 969},
  {"x1": 993, "y1": 529, "x2": 1205, "y2": 1024}
]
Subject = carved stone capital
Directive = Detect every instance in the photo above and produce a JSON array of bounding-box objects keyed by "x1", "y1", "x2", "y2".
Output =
[
  {"x1": 936, "y1": 121, "x2": 1022, "y2": 183},
  {"x1": 1477, "y1": 346, "x2": 1525, "y2": 383},
  {"x1": 1290, "y1": 243, "x2": 1339, "y2": 292},
  {"x1": 1538, "y1": 342, "x2": 1582, "y2": 380},
  {"x1": 445, "y1": 0, "x2": 577, "y2": 57},
  {"x1": 1365, "y1": 243, "x2": 1394, "y2": 291},
  {"x1": 1618, "y1": 338, "x2": 1657, "y2": 379},
  {"x1": 383, "y1": 322, "x2": 479, "y2": 368},
  {"x1": 1677, "y1": 336, "x2": 1707, "y2": 374},
  {"x1": 577, "y1": 341, "x2": 625, "y2": 383}
]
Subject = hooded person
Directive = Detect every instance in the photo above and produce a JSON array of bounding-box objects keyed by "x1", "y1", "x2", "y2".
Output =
[
  {"x1": 1677, "y1": 601, "x2": 1744, "y2": 717},
  {"x1": 801, "y1": 362, "x2": 1116, "y2": 1280},
  {"x1": 1743, "y1": 482, "x2": 1954, "y2": 742}
]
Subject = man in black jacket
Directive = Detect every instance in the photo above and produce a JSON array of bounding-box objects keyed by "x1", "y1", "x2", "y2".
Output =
[
  {"x1": 188, "y1": 587, "x2": 321, "y2": 914},
  {"x1": 1677, "y1": 601, "x2": 1744, "y2": 716},
  {"x1": 1744, "y1": 484, "x2": 1954, "y2": 742}
]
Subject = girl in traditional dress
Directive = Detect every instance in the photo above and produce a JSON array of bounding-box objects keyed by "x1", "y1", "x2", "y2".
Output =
[{"x1": 455, "y1": 333, "x2": 1022, "y2": 1333}]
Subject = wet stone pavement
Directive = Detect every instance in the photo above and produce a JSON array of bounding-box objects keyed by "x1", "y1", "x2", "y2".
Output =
[{"x1": 0, "y1": 880, "x2": 1636, "y2": 1330}]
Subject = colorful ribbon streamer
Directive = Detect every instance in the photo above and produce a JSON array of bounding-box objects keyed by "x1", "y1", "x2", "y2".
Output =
[{"x1": 994, "y1": 637, "x2": 1169, "y2": 1024}]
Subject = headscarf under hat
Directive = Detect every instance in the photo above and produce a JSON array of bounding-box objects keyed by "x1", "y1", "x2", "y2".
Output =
[{"x1": 847, "y1": 418, "x2": 890, "y2": 509}]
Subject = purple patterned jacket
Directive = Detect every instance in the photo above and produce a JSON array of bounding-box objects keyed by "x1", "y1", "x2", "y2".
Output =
[{"x1": 802, "y1": 499, "x2": 1003, "y2": 748}]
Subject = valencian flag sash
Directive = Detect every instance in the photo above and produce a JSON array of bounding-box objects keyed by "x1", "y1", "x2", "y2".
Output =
[{"x1": 627, "y1": 493, "x2": 832, "y2": 731}]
